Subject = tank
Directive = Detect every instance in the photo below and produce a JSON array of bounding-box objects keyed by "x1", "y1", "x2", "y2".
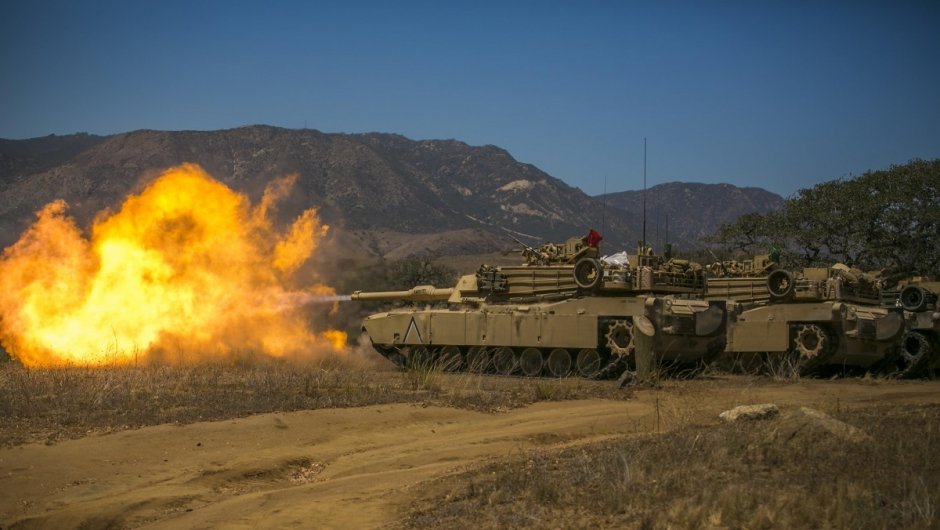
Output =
[
  {"x1": 353, "y1": 236, "x2": 726, "y2": 379},
  {"x1": 891, "y1": 281, "x2": 940, "y2": 376},
  {"x1": 707, "y1": 260, "x2": 905, "y2": 376},
  {"x1": 353, "y1": 235, "x2": 932, "y2": 379}
]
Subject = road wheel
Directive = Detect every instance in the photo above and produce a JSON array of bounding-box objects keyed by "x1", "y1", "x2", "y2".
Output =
[
  {"x1": 519, "y1": 348, "x2": 544, "y2": 377},
  {"x1": 546, "y1": 349, "x2": 572, "y2": 377},
  {"x1": 439, "y1": 346, "x2": 463, "y2": 372},
  {"x1": 466, "y1": 347, "x2": 491, "y2": 372},
  {"x1": 407, "y1": 346, "x2": 432, "y2": 368},
  {"x1": 493, "y1": 347, "x2": 517, "y2": 375},
  {"x1": 576, "y1": 348, "x2": 601, "y2": 377}
]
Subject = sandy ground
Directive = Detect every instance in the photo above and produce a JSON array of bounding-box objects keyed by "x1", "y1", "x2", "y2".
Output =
[{"x1": 3, "y1": 377, "x2": 940, "y2": 529}]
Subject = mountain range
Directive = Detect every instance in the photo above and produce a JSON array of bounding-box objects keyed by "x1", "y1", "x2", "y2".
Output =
[
  {"x1": 0, "y1": 126, "x2": 783, "y2": 265},
  {"x1": 595, "y1": 182, "x2": 785, "y2": 250}
]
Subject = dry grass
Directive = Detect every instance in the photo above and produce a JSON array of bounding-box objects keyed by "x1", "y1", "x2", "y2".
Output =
[
  {"x1": 0, "y1": 357, "x2": 628, "y2": 447},
  {"x1": 400, "y1": 404, "x2": 940, "y2": 530},
  {"x1": 7, "y1": 356, "x2": 936, "y2": 529}
]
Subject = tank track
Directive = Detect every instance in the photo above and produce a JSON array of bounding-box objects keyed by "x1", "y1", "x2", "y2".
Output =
[
  {"x1": 593, "y1": 355, "x2": 628, "y2": 381},
  {"x1": 370, "y1": 331, "x2": 936, "y2": 380}
]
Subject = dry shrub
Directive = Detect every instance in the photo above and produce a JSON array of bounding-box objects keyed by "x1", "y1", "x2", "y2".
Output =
[
  {"x1": 0, "y1": 359, "x2": 629, "y2": 447},
  {"x1": 401, "y1": 404, "x2": 940, "y2": 529},
  {"x1": 0, "y1": 358, "x2": 399, "y2": 446}
]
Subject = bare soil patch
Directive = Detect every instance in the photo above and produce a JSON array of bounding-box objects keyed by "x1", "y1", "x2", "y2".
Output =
[{"x1": 1, "y1": 363, "x2": 938, "y2": 529}]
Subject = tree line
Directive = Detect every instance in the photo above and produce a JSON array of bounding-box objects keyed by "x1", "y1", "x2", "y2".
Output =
[{"x1": 709, "y1": 158, "x2": 940, "y2": 280}]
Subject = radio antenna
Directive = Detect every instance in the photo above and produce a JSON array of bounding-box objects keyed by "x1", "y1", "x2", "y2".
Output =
[{"x1": 642, "y1": 137, "x2": 647, "y2": 251}]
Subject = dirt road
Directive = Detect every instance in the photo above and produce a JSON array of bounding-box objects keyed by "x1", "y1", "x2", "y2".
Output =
[{"x1": 3, "y1": 377, "x2": 939, "y2": 529}]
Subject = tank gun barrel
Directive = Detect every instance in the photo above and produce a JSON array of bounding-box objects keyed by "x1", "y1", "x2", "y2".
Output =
[{"x1": 351, "y1": 285, "x2": 455, "y2": 302}]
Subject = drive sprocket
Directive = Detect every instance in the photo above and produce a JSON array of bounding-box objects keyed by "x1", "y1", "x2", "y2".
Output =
[
  {"x1": 898, "y1": 331, "x2": 933, "y2": 378},
  {"x1": 793, "y1": 324, "x2": 829, "y2": 360},
  {"x1": 605, "y1": 319, "x2": 635, "y2": 357}
]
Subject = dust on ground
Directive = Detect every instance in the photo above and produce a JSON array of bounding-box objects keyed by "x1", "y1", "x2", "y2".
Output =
[{"x1": 2, "y1": 376, "x2": 939, "y2": 529}]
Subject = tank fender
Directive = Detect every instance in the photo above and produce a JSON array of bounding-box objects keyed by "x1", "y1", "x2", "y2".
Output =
[
  {"x1": 875, "y1": 310, "x2": 905, "y2": 341},
  {"x1": 632, "y1": 315, "x2": 657, "y2": 382},
  {"x1": 695, "y1": 301, "x2": 726, "y2": 337}
]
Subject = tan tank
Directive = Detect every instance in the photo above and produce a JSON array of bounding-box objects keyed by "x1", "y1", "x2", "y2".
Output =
[
  {"x1": 353, "y1": 236, "x2": 725, "y2": 379},
  {"x1": 892, "y1": 281, "x2": 940, "y2": 376},
  {"x1": 707, "y1": 261, "x2": 905, "y2": 376},
  {"x1": 353, "y1": 235, "x2": 932, "y2": 379}
]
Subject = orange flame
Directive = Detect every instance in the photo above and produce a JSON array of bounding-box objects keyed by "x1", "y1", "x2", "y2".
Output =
[{"x1": 0, "y1": 164, "x2": 347, "y2": 367}]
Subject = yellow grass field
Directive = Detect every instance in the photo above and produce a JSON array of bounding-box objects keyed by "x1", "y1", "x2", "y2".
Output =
[{"x1": 2, "y1": 361, "x2": 938, "y2": 529}]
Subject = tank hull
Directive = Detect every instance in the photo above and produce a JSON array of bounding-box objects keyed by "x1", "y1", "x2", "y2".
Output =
[
  {"x1": 362, "y1": 295, "x2": 726, "y2": 378},
  {"x1": 724, "y1": 301, "x2": 904, "y2": 375}
]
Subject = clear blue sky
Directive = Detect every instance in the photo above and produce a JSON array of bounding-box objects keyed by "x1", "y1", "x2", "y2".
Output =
[{"x1": 2, "y1": 1, "x2": 938, "y2": 197}]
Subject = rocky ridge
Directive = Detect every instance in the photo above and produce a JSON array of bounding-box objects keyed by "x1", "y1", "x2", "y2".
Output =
[{"x1": 0, "y1": 127, "x2": 782, "y2": 260}]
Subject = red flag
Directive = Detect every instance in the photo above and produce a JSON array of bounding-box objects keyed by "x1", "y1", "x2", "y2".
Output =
[{"x1": 586, "y1": 229, "x2": 603, "y2": 248}]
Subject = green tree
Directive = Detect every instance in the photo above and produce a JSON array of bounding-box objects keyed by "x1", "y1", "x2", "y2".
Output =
[
  {"x1": 707, "y1": 209, "x2": 791, "y2": 264},
  {"x1": 707, "y1": 212, "x2": 769, "y2": 255},
  {"x1": 386, "y1": 255, "x2": 458, "y2": 290},
  {"x1": 783, "y1": 178, "x2": 876, "y2": 268},
  {"x1": 859, "y1": 159, "x2": 940, "y2": 276},
  {"x1": 709, "y1": 159, "x2": 940, "y2": 279}
]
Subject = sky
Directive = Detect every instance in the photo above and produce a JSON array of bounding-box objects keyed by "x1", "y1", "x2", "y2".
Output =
[{"x1": 1, "y1": 1, "x2": 938, "y2": 198}]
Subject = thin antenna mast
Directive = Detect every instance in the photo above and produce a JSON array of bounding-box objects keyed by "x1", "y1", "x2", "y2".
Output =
[
  {"x1": 602, "y1": 175, "x2": 607, "y2": 238},
  {"x1": 642, "y1": 137, "x2": 647, "y2": 251},
  {"x1": 665, "y1": 214, "x2": 669, "y2": 247},
  {"x1": 656, "y1": 211, "x2": 660, "y2": 248}
]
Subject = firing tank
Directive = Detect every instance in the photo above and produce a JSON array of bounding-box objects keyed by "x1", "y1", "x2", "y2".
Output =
[
  {"x1": 353, "y1": 236, "x2": 726, "y2": 379},
  {"x1": 706, "y1": 259, "x2": 904, "y2": 376}
]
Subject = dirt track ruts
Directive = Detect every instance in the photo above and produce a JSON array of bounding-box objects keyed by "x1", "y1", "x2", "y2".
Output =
[{"x1": 2, "y1": 377, "x2": 939, "y2": 529}]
